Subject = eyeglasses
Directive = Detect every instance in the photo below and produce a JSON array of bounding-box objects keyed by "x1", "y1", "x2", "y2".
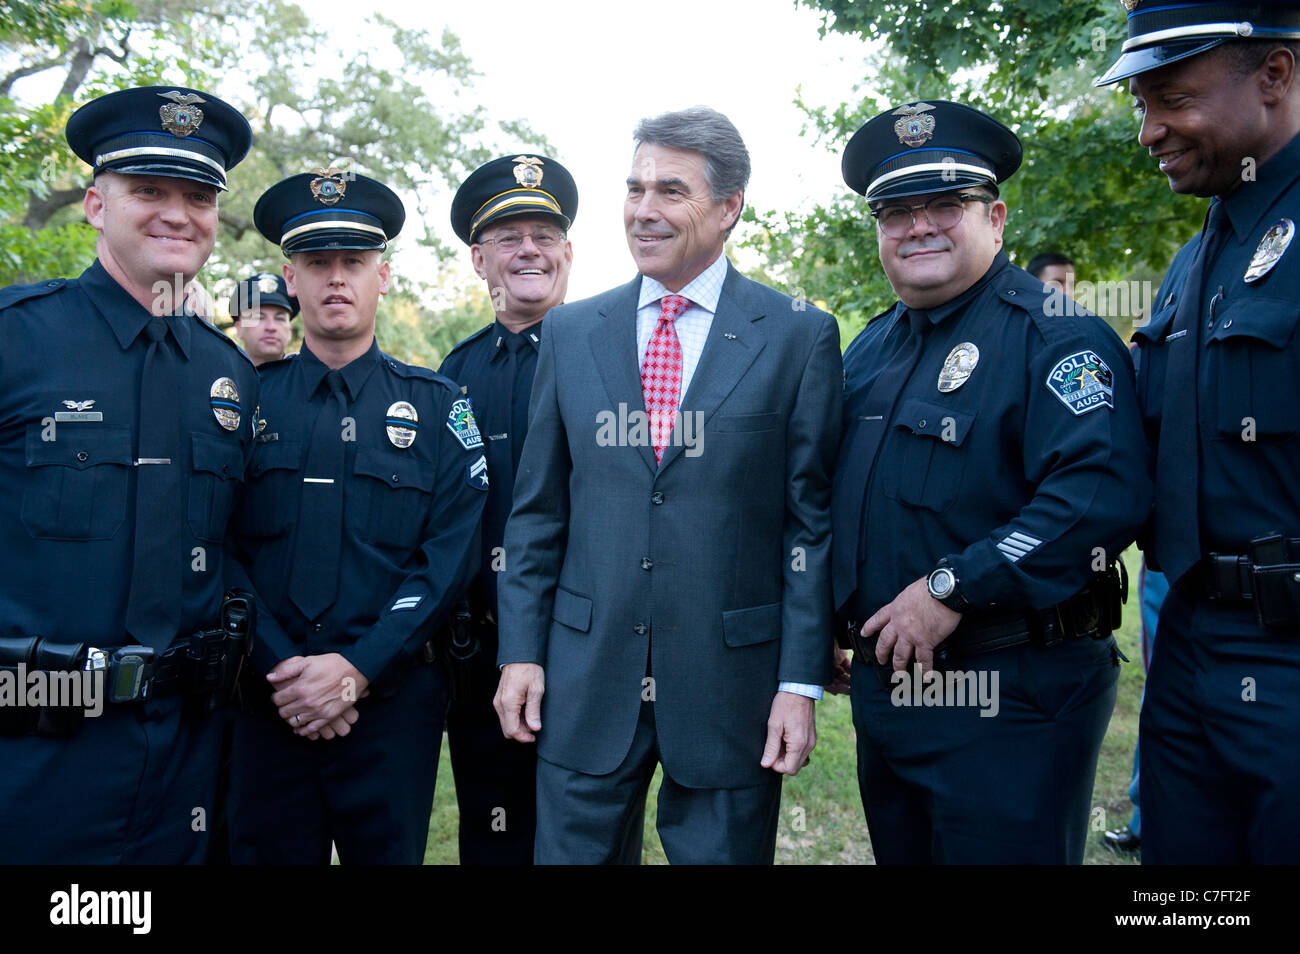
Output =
[
  {"x1": 870, "y1": 193, "x2": 994, "y2": 238},
  {"x1": 477, "y1": 228, "x2": 565, "y2": 252}
]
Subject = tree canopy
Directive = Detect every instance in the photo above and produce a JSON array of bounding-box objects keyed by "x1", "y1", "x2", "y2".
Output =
[
  {"x1": 1, "y1": 0, "x2": 534, "y2": 365},
  {"x1": 743, "y1": 0, "x2": 1207, "y2": 343}
]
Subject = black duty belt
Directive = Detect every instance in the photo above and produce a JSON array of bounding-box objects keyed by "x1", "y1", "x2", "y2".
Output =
[
  {"x1": 843, "y1": 565, "x2": 1125, "y2": 687},
  {"x1": 1199, "y1": 533, "x2": 1300, "y2": 630},
  {"x1": 0, "y1": 594, "x2": 255, "y2": 738}
]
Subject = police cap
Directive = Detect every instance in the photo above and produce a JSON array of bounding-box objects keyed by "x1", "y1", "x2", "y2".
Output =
[
  {"x1": 842, "y1": 100, "x2": 1022, "y2": 203},
  {"x1": 1096, "y1": 2, "x2": 1300, "y2": 86},
  {"x1": 65, "y1": 85, "x2": 252, "y2": 191},
  {"x1": 254, "y1": 171, "x2": 405, "y2": 255},
  {"x1": 450, "y1": 154, "x2": 578, "y2": 245},
  {"x1": 229, "y1": 272, "x2": 299, "y2": 319}
]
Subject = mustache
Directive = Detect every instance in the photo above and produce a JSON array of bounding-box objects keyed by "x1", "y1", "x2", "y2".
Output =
[{"x1": 898, "y1": 237, "x2": 953, "y2": 257}]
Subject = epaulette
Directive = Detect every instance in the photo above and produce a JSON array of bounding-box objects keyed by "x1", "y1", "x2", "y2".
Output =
[
  {"x1": 443, "y1": 322, "x2": 494, "y2": 359},
  {"x1": 256, "y1": 352, "x2": 297, "y2": 374},
  {"x1": 195, "y1": 315, "x2": 256, "y2": 364},
  {"x1": 380, "y1": 351, "x2": 459, "y2": 393},
  {"x1": 0, "y1": 278, "x2": 67, "y2": 312}
]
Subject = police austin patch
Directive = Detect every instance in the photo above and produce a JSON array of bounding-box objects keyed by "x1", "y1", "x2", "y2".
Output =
[
  {"x1": 1046, "y1": 350, "x2": 1114, "y2": 416},
  {"x1": 446, "y1": 397, "x2": 483, "y2": 450}
]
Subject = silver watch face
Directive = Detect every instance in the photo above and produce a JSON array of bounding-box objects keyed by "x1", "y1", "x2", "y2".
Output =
[{"x1": 929, "y1": 567, "x2": 955, "y2": 599}]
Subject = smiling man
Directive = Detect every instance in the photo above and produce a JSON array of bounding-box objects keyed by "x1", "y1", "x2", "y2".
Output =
[
  {"x1": 0, "y1": 86, "x2": 258, "y2": 863},
  {"x1": 223, "y1": 171, "x2": 486, "y2": 864},
  {"x1": 230, "y1": 272, "x2": 297, "y2": 366},
  {"x1": 438, "y1": 154, "x2": 577, "y2": 865},
  {"x1": 493, "y1": 108, "x2": 841, "y2": 865},
  {"x1": 831, "y1": 100, "x2": 1151, "y2": 864},
  {"x1": 1098, "y1": 0, "x2": 1300, "y2": 864}
]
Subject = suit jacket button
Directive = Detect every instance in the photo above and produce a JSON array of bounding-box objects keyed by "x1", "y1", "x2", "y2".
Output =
[
  {"x1": 640, "y1": 557, "x2": 653, "y2": 570},
  {"x1": 651, "y1": 491, "x2": 665, "y2": 505},
  {"x1": 634, "y1": 623, "x2": 648, "y2": 635}
]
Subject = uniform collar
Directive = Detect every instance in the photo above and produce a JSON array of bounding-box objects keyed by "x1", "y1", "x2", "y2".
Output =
[
  {"x1": 489, "y1": 319, "x2": 543, "y2": 363},
  {"x1": 1220, "y1": 129, "x2": 1300, "y2": 242},
  {"x1": 298, "y1": 337, "x2": 382, "y2": 401},
  {"x1": 81, "y1": 259, "x2": 193, "y2": 359},
  {"x1": 908, "y1": 250, "x2": 1011, "y2": 328}
]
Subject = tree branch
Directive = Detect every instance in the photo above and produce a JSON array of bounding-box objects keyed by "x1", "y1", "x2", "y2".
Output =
[
  {"x1": 23, "y1": 188, "x2": 87, "y2": 230},
  {"x1": 0, "y1": 58, "x2": 63, "y2": 99}
]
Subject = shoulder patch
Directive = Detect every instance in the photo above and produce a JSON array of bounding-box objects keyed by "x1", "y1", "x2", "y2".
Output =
[
  {"x1": 447, "y1": 396, "x2": 483, "y2": 449},
  {"x1": 0, "y1": 279, "x2": 67, "y2": 312},
  {"x1": 1046, "y1": 350, "x2": 1114, "y2": 416}
]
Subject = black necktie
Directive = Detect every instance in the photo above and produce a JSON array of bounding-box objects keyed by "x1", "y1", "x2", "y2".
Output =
[
  {"x1": 831, "y1": 309, "x2": 928, "y2": 610},
  {"x1": 1153, "y1": 201, "x2": 1229, "y2": 584},
  {"x1": 288, "y1": 370, "x2": 347, "y2": 620},
  {"x1": 504, "y1": 333, "x2": 530, "y2": 473},
  {"x1": 125, "y1": 317, "x2": 183, "y2": 650}
]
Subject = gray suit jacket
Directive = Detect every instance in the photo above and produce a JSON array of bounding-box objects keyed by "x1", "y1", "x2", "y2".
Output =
[{"x1": 497, "y1": 262, "x2": 841, "y2": 788}]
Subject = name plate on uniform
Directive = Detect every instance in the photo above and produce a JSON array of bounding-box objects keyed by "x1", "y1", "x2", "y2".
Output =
[{"x1": 54, "y1": 411, "x2": 104, "y2": 422}]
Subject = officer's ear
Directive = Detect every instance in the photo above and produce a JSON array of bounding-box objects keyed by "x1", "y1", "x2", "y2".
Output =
[
  {"x1": 282, "y1": 260, "x2": 297, "y2": 298},
  {"x1": 470, "y1": 243, "x2": 489, "y2": 280},
  {"x1": 376, "y1": 258, "x2": 390, "y2": 296},
  {"x1": 988, "y1": 199, "x2": 1007, "y2": 239},
  {"x1": 84, "y1": 178, "x2": 109, "y2": 230}
]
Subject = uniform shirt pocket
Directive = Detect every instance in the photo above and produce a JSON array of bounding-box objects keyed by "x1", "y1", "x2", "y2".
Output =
[
  {"x1": 882, "y1": 398, "x2": 976, "y2": 512},
  {"x1": 22, "y1": 424, "x2": 133, "y2": 540},
  {"x1": 349, "y1": 446, "x2": 437, "y2": 552},
  {"x1": 237, "y1": 440, "x2": 303, "y2": 538},
  {"x1": 1206, "y1": 298, "x2": 1300, "y2": 437},
  {"x1": 188, "y1": 432, "x2": 245, "y2": 542}
]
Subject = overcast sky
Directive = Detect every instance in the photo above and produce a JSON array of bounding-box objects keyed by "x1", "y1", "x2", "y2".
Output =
[{"x1": 311, "y1": 0, "x2": 879, "y2": 299}]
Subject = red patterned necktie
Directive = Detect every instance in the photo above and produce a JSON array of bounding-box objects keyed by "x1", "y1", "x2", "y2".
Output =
[{"x1": 641, "y1": 294, "x2": 688, "y2": 463}]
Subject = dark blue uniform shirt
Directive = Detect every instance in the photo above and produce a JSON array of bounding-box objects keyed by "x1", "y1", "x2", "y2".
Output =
[
  {"x1": 840, "y1": 252, "x2": 1152, "y2": 617},
  {"x1": 227, "y1": 338, "x2": 487, "y2": 682},
  {"x1": 1134, "y1": 130, "x2": 1300, "y2": 556},
  {"x1": 0, "y1": 260, "x2": 259, "y2": 643},
  {"x1": 438, "y1": 319, "x2": 540, "y2": 616}
]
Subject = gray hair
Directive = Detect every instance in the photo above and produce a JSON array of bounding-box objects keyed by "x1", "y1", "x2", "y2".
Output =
[{"x1": 632, "y1": 107, "x2": 751, "y2": 205}]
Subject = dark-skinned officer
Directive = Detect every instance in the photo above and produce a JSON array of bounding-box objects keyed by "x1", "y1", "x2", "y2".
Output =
[
  {"x1": 831, "y1": 101, "x2": 1152, "y2": 864},
  {"x1": 438, "y1": 154, "x2": 578, "y2": 864},
  {"x1": 1098, "y1": 0, "x2": 1300, "y2": 864},
  {"x1": 0, "y1": 86, "x2": 257, "y2": 863},
  {"x1": 224, "y1": 170, "x2": 487, "y2": 864}
]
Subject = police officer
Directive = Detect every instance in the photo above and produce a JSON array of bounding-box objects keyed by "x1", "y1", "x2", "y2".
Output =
[
  {"x1": 1098, "y1": 1, "x2": 1300, "y2": 863},
  {"x1": 0, "y1": 86, "x2": 257, "y2": 863},
  {"x1": 438, "y1": 154, "x2": 577, "y2": 865},
  {"x1": 831, "y1": 101, "x2": 1152, "y2": 863},
  {"x1": 225, "y1": 170, "x2": 487, "y2": 864},
  {"x1": 230, "y1": 272, "x2": 297, "y2": 365}
]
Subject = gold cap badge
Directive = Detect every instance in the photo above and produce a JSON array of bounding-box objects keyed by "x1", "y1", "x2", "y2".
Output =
[
  {"x1": 513, "y1": 156, "x2": 544, "y2": 188},
  {"x1": 310, "y1": 168, "x2": 348, "y2": 205},
  {"x1": 158, "y1": 90, "x2": 206, "y2": 137},
  {"x1": 893, "y1": 103, "x2": 937, "y2": 148}
]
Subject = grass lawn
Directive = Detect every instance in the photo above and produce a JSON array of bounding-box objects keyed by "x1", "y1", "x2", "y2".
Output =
[{"x1": 424, "y1": 546, "x2": 1148, "y2": 865}]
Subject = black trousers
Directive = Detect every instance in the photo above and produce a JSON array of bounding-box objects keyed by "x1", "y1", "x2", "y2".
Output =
[
  {"x1": 228, "y1": 661, "x2": 447, "y2": 865},
  {"x1": 533, "y1": 697, "x2": 783, "y2": 865},
  {"x1": 851, "y1": 636, "x2": 1118, "y2": 864},
  {"x1": 445, "y1": 647, "x2": 537, "y2": 865},
  {"x1": 0, "y1": 695, "x2": 224, "y2": 863},
  {"x1": 1141, "y1": 585, "x2": 1300, "y2": 863}
]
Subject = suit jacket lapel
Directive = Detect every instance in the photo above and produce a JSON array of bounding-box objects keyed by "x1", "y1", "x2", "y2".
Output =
[
  {"x1": 658, "y1": 265, "x2": 767, "y2": 472},
  {"x1": 590, "y1": 275, "x2": 658, "y2": 475}
]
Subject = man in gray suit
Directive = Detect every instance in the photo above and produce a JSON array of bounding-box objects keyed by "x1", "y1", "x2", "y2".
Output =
[{"x1": 493, "y1": 107, "x2": 841, "y2": 864}]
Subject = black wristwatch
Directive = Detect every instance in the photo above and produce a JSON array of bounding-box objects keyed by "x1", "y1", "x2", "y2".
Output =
[{"x1": 927, "y1": 560, "x2": 972, "y2": 613}]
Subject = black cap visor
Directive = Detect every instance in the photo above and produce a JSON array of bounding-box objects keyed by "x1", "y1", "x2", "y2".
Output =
[{"x1": 1096, "y1": 37, "x2": 1229, "y2": 85}]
